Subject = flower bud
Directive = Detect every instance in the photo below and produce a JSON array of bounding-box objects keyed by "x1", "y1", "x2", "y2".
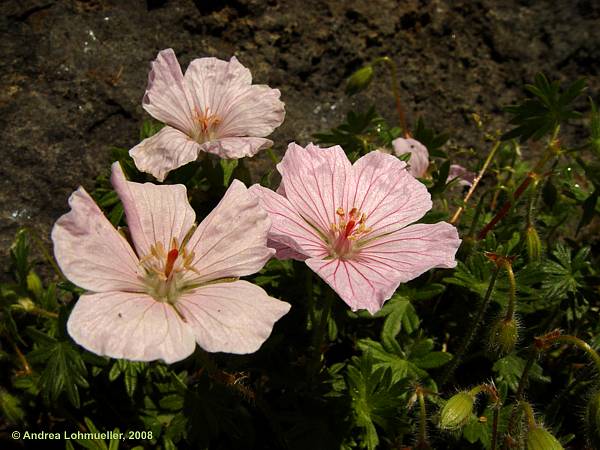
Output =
[
  {"x1": 525, "y1": 225, "x2": 542, "y2": 262},
  {"x1": 489, "y1": 317, "x2": 519, "y2": 356},
  {"x1": 26, "y1": 271, "x2": 43, "y2": 299},
  {"x1": 345, "y1": 65, "x2": 374, "y2": 95},
  {"x1": 439, "y1": 391, "x2": 475, "y2": 430},
  {"x1": 16, "y1": 297, "x2": 35, "y2": 312},
  {"x1": 585, "y1": 389, "x2": 600, "y2": 448},
  {"x1": 526, "y1": 426, "x2": 563, "y2": 450}
]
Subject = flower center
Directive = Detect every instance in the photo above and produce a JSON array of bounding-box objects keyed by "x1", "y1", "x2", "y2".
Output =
[
  {"x1": 328, "y1": 207, "x2": 372, "y2": 258},
  {"x1": 139, "y1": 236, "x2": 197, "y2": 304},
  {"x1": 192, "y1": 106, "x2": 221, "y2": 143}
]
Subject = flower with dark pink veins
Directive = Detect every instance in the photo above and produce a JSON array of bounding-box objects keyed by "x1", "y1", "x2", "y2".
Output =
[
  {"x1": 250, "y1": 143, "x2": 461, "y2": 314},
  {"x1": 130, "y1": 48, "x2": 285, "y2": 181},
  {"x1": 392, "y1": 137, "x2": 430, "y2": 178},
  {"x1": 447, "y1": 164, "x2": 476, "y2": 187},
  {"x1": 52, "y1": 162, "x2": 290, "y2": 363}
]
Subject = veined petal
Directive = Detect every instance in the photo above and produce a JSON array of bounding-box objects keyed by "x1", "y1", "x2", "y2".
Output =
[
  {"x1": 392, "y1": 137, "x2": 429, "y2": 178},
  {"x1": 52, "y1": 187, "x2": 144, "y2": 293},
  {"x1": 185, "y1": 180, "x2": 274, "y2": 283},
  {"x1": 267, "y1": 239, "x2": 309, "y2": 261},
  {"x1": 110, "y1": 162, "x2": 196, "y2": 258},
  {"x1": 200, "y1": 136, "x2": 273, "y2": 159},
  {"x1": 67, "y1": 292, "x2": 196, "y2": 363},
  {"x1": 277, "y1": 143, "x2": 351, "y2": 233},
  {"x1": 359, "y1": 222, "x2": 460, "y2": 280},
  {"x1": 306, "y1": 257, "x2": 400, "y2": 314},
  {"x1": 215, "y1": 84, "x2": 285, "y2": 138},
  {"x1": 142, "y1": 48, "x2": 198, "y2": 134},
  {"x1": 176, "y1": 280, "x2": 291, "y2": 354},
  {"x1": 129, "y1": 126, "x2": 201, "y2": 182},
  {"x1": 249, "y1": 184, "x2": 328, "y2": 259},
  {"x1": 349, "y1": 151, "x2": 432, "y2": 237}
]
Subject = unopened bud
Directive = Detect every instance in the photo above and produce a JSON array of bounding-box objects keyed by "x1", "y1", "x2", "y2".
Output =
[
  {"x1": 525, "y1": 225, "x2": 542, "y2": 262},
  {"x1": 526, "y1": 426, "x2": 563, "y2": 450},
  {"x1": 26, "y1": 271, "x2": 43, "y2": 299},
  {"x1": 585, "y1": 389, "x2": 600, "y2": 448},
  {"x1": 489, "y1": 317, "x2": 519, "y2": 356},
  {"x1": 439, "y1": 391, "x2": 475, "y2": 430},
  {"x1": 345, "y1": 65, "x2": 374, "y2": 95},
  {"x1": 16, "y1": 297, "x2": 35, "y2": 312}
]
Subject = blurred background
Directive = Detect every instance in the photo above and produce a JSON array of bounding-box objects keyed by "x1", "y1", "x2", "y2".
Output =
[{"x1": 1, "y1": 0, "x2": 599, "y2": 276}]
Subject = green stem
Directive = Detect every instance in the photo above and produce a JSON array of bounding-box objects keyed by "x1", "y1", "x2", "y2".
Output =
[
  {"x1": 491, "y1": 407, "x2": 500, "y2": 450},
  {"x1": 550, "y1": 335, "x2": 600, "y2": 375},
  {"x1": 440, "y1": 265, "x2": 500, "y2": 387},
  {"x1": 267, "y1": 148, "x2": 279, "y2": 165},
  {"x1": 417, "y1": 389, "x2": 428, "y2": 448},
  {"x1": 501, "y1": 260, "x2": 517, "y2": 320},
  {"x1": 506, "y1": 346, "x2": 538, "y2": 438},
  {"x1": 450, "y1": 140, "x2": 502, "y2": 225},
  {"x1": 521, "y1": 402, "x2": 537, "y2": 428},
  {"x1": 373, "y1": 56, "x2": 408, "y2": 133}
]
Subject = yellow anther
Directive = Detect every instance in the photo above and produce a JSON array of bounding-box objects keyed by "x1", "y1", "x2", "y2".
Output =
[{"x1": 336, "y1": 207, "x2": 345, "y2": 216}]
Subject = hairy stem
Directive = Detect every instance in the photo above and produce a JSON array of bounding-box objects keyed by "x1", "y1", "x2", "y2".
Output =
[
  {"x1": 374, "y1": 56, "x2": 408, "y2": 134},
  {"x1": 440, "y1": 266, "x2": 500, "y2": 387}
]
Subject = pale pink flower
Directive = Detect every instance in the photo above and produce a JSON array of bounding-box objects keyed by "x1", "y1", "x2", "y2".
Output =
[
  {"x1": 392, "y1": 137, "x2": 429, "y2": 178},
  {"x1": 130, "y1": 49, "x2": 285, "y2": 181},
  {"x1": 52, "y1": 162, "x2": 290, "y2": 363},
  {"x1": 250, "y1": 143, "x2": 460, "y2": 314},
  {"x1": 447, "y1": 164, "x2": 476, "y2": 187}
]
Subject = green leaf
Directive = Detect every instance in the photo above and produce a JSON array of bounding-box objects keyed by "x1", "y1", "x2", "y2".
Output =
[
  {"x1": 219, "y1": 159, "x2": 239, "y2": 187},
  {"x1": 412, "y1": 351, "x2": 453, "y2": 369},
  {"x1": 0, "y1": 388, "x2": 24, "y2": 423},
  {"x1": 27, "y1": 332, "x2": 89, "y2": 408}
]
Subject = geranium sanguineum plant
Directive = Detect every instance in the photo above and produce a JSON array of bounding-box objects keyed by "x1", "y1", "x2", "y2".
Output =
[
  {"x1": 52, "y1": 162, "x2": 290, "y2": 363},
  {"x1": 392, "y1": 137, "x2": 430, "y2": 178},
  {"x1": 130, "y1": 48, "x2": 285, "y2": 181},
  {"x1": 250, "y1": 143, "x2": 460, "y2": 314}
]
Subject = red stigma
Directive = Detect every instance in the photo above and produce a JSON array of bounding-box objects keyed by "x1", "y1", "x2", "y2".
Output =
[
  {"x1": 165, "y1": 248, "x2": 179, "y2": 277},
  {"x1": 344, "y1": 220, "x2": 356, "y2": 238}
]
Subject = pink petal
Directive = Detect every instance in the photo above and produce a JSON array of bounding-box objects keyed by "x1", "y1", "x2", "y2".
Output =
[
  {"x1": 184, "y1": 180, "x2": 274, "y2": 283},
  {"x1": 176, "y1": 280, "x2": 291, "y2": 354},
  {"x1": 184, "y1": 57, "x2": 284, "y2": 139},
  {"x1": 52, "y1": 187, "x2": 144, "y2": 293},
  {"x1": 129, "y1": 126, "x2": 201, "y2": 182},
  {"x1": 67, "y1": 292, "x2": 195, "y2": 363},
  {"x1": 392, "y1": 137, "x2": 429, "y2": 178},
  {"x1": 267, "y1": 239, "x2": 309, "y2": 261},
  {"x1": 142, "y1": 48, "x2": 198, "y2": 135},
  {"x1": 215, "y1": 84, "x2": 285, "y2": 138},
  {"x1": 359, "y1": 222, "x2": 460, "y2": 280},
  {"x1": 249, "y1": 184, "x2": 328, "y2": 259},
  {"x1": 201, "y1": 136, "x2": 273, "y2": 159},
  {"x1": 448, "y1": 164, "x2": 476, "y2": 187},
  {"x1": 349, "y1": 151, "x2": 432, "y2": 237},
  {"x1": 306, "y1": 257, "x2": 400, "y2": 314},
  {"x1": 277, "y1": 143, "x2": 351, "y2": 233},
  {"x1": 110, "y1": 162, "x2": 196, "y2": 258}
]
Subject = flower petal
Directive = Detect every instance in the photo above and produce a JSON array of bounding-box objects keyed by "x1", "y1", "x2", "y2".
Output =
[
  {"x1": 129, "y1": 126, "x2": 201, "y2": 182},
  {"x1": 392, "y1": 137, "x2": 429, "y2": 178},
  {"x1": 110, "y1": 162, "x2": 196, "y2": 257},
  {"x1": 306, "y1": 257, "x2": 400, "y2": 314},
  {"x1": 177, "y1": 280, "x2": 291, "y2": 354},
  {"x1": 67, "y1": 291, "x2": 195, "y2": 363},
  {"x1": 215, "y1": 84, "x2": 285, "y2": 138},
  {"x1": 184, "y1": 56, "x2": 284, "y2": 140},
  {"x1": 359, "y1": 222, "x2": 460, "y2": 280},
  {"x1": 200, "y1": 136, "x2": 273, "y2": 159},
  {"x1": 349, "y1": 151, "x2": 432, "y2": 237},
  {"x1": 249, "y1": 184, "x2": 328, "y2": 260},
  {"x1": 185, "y1": 179, "x2": 274, "y2": 283},
  {"x1": 142, "y1": 48, "x2": 198, "y2": 134},
  {"x1": 277, "y1": 143, "x2": 351, "y2": 233},
  {"x1": 52, "y1": 187, "x2": 144, "y2": 293}
]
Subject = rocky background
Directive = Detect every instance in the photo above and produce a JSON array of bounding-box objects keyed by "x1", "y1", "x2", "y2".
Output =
[{"x1": 1, "y1": 0, "x2": 599, "y2": 277}]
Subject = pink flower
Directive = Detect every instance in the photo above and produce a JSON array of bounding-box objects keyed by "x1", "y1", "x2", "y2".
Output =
[
  {"x1": 250, "y1": 144, "x2": 460, "y2": 314},
  {"x1": 391, "y1": 137, "x2": 429, "y2": 178},
  {"x1": 447, "y1": 164, "x2": 476, "y2": 187},
  {"x1": 130, "y1": 49, "x2": 285, "y2": 181},
  {"x1": 52, "y1": 162, "x2": 290, "y2": 363}
]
